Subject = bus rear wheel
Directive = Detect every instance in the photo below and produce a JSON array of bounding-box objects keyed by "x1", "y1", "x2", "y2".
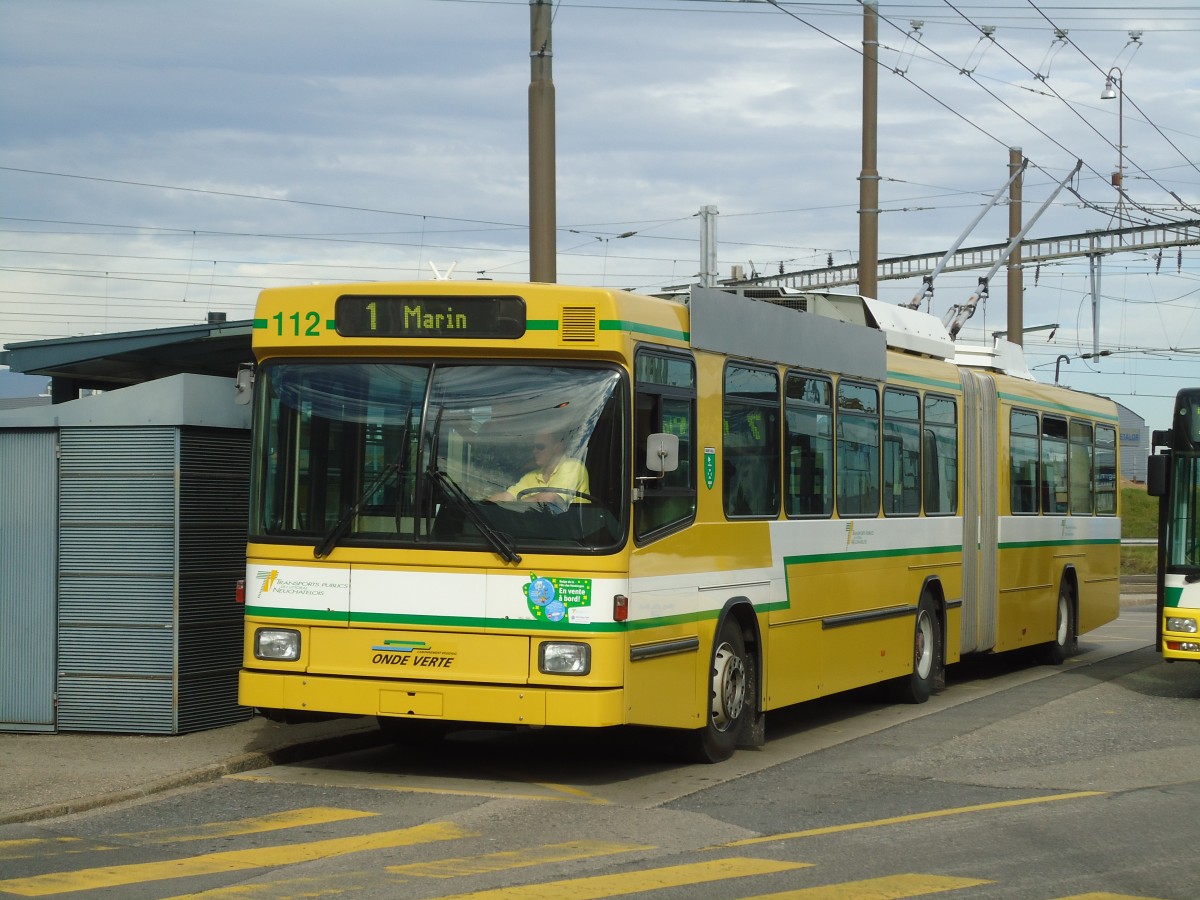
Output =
[
  {"x1": 889, "y1": 595, "x2": 941, "y2": 704},
  {"x1": 1039, "y1": 584, "x2": 1077, "y2": 665},
  {"x1": 685, "y1": 618, "x2": 753, "y2": 763}
]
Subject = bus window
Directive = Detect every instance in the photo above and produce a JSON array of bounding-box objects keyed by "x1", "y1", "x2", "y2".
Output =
[
  {"x1": 784, "y1": 372, "x2": 832, "y2": 518},
  {"x1": 1010, "y1": 409, "x2": 1040, "y2": 515},
  {"x1": 1095, "y1": 424, "x2": 1117, "y2": 515},
  {"x1": 837, "y1": 380, "x2": 880, "y2": 517},
  {"x1": 634, "y1": 349, "x2": 696, "y2": 541},
  {"x1": 883, "y1": 387, "x2": 920, "y2": 516},
  {"x1": 923, "y1": 393, "x2": 958, "y2": 515},
  {"x1": 251, "y1": 361, "x2": 628, "y2": 554},
  {"x1": 723, "y1": 363, "x2": 780, "y2": 518},
  {"x1": 1041, "y1": 416, "x2": 1069, "y2": 514},
  {"x1": 1168, "y1": 455, "x2": 1200, "y2": 568},
  {"x1": 1070, "y1": 420, "x2": 1094, "y2": 515}
]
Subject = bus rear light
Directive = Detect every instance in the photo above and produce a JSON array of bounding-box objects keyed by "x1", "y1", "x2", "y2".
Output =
[
  {"x1": 539, "y1": 642, "x2": 590, "y2": 675},
  {"x1": 235, "y1": 579, "x2": 245, "y2": 605},
  {"x1": 613, "y1": 594, "x2": 629, "y2": 622},
  {"x1": 1166, "y1": 617, "x2": 1198, "y2": 634}
]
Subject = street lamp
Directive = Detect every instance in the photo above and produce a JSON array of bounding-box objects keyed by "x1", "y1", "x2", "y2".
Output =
[{"x1": 1100, "y1": 67, "x2": 1124, "y2": 223}]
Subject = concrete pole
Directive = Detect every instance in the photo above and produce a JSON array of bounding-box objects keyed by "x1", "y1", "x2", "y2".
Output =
[
  {"x1": 699, "y1": 205, "x2": 718, "y2": 287},
  {"x1": 1006, "y1": 147, "x2": 1024, "y2": 346},
  {"x1": 858, "y1": 2, "x2": 879, "y2": 301},
  {"x1": 529, "y1": 0, "x2": 556, "y2": 283}
]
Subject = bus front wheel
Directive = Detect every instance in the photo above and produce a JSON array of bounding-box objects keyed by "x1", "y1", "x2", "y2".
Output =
[{"x1": 686, "y1": 618, "x2": 753, "y2": 763}]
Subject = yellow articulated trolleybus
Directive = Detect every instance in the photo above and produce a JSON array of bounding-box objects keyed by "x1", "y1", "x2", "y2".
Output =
[
  {"x1": 238, "y1": 281, "x2": 1121, "y2": 762},
  {"x1": 1148, "y1": 388, "x2": 1200, "y2": 663}
]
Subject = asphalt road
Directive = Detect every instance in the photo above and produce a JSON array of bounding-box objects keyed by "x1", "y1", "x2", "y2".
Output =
[{"x1": 3, "y1": 605, "x2": 1198, "y2": 899}]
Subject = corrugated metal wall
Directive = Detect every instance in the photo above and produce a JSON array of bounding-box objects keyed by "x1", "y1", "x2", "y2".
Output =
[
  {"x1": 57, "y1": 427, "x2": 180, "y2": 733},
  {"x1": 54, "y1": 425, "x2": 253, "y2": 734},
  {"x1": 0, "y1": 430, "x2": 58, "y2": 731},
  {"x1": 177, "y1": 427, "x2": 251, "y2": 732}
]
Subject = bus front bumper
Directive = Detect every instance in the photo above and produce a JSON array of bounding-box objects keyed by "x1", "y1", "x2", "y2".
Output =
[{"x1": 239, "y1": 670, "x2": 626, "y2": 728}]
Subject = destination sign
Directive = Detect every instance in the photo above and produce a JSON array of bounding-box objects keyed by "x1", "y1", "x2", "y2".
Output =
[{"x1": 335, "y1": 295, "x2": 526, "y2": 339}]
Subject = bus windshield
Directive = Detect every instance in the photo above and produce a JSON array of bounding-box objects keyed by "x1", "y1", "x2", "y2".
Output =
[
  {"x1": 251, "y1": 361, "x2": 628, "y2": 555},
  {"x1": 1168, "y1": 452, "x2": 1200, "y2": 571}
]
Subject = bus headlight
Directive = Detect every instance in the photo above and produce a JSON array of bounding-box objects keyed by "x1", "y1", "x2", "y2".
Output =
[
  {"x1": 539, "y1": 642, "x2": 590, "y2": 675},
  {"x1": 1166, "y1": 617, "x2": 1198, "y2": 634},
  {"x1": 255, "y1": 628, "x2": 301, "y2": 660}
]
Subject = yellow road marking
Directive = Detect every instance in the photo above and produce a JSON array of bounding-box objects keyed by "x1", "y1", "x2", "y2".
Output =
[
  {"x1": 0, "y1": 821, "x2": 474, "y2": 897},
  {"x1": 115, "y1": 806, "x2": 378, "y2": 843},
  {"x1": 425, "y1": 857, "x2": 811, "y2": 899},
  {"x1": 157, "y1": 840, "x2": 653, "y2": 899},
  {"x1": 533, "y1": 782, "x2": 609, "y2": 804},
  {"x1": 718, "y1": 791, "x2": 1106, "y2": 847},
  {"x1": 161, "y1": 876, "x2": 352, "y2": 900},
  {"x1": 388, "y1": 840, "x2": 652, "y2": 878},
  {"x1": 228, "y1": 772, "x2": 595, "y2": 804},
  {"x1": 744, "y1": 873, "x2": 992, "y2": 899},
  {"x1": 0, "y1": 837, "x2": 109, "y2": 861}
]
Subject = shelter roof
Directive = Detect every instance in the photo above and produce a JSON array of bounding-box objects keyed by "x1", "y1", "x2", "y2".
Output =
[{"x1": 0, "y1": 319, "x2": 252, "y2": 400}]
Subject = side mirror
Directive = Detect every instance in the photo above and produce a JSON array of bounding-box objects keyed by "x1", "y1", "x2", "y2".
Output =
[
  {"x1": 234, "y1": 364, "x2": 255, "y2": 406},
  {"x1": 645, "y1": 432, "x2": 679, "y2": 474},
  {"x1": 1147, "y1": 453, "x2": 1169, "y2": 498}
]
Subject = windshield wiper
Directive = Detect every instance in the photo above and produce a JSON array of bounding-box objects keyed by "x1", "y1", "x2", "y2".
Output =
[
  {"x1": 314, "y1": 457, "x2": 402, "y2": 559},
  {"x1": 428, "y1": 467, "x2": 522, "y2": 565}
]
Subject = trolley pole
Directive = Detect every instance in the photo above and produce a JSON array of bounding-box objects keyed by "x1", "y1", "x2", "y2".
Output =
[{"x1": 529, "y1": 0, "x2": 556, "y2": 283}]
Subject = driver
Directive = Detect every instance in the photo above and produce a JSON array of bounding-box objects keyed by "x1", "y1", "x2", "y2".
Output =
[{"x1": 490, "y1": 431, "x2": 589, "y2": 504}]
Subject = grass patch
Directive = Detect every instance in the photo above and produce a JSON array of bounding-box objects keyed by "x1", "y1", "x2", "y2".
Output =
[
  {"x1": 1121, "y1": 546, "x2": 1156, "y2": 576},
  {"x1": 1121, "y1": 484, "x2": 1157, "y2": 539},
  {"x1": 1121, "y1": 483, "x2": 1158, "y2": 577}
]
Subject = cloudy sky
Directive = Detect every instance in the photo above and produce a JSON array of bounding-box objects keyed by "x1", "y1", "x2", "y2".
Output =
[{"x1": 1, "y1": 0, "x2": 1197, "y2": 425}]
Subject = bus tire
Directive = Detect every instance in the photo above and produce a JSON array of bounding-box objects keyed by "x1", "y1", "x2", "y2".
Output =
[
  {"x1": 1039, "y1": 584, "x2": 1077, "y2": 665},
  {"x1": 686, "y1": 617, "x2": 752, "y2": 763},
  {"x1": 889, "y1": 594, "x2": 941, "y2": 704}
]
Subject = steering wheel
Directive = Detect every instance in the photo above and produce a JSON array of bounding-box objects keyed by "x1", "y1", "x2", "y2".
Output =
[{"x1": 516, "y1": 486, "x2": 597, "y2": 505}]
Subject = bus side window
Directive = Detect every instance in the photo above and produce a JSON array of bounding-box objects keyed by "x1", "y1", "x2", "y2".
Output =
[
  {"x1": 836, "y1": 380, "x2": 880, "y2": 518},
  {"x1": 723, "y1": 363, "x2": 780, "y2": 519},
  {"x1": 923, "y1": 392, "x2": 958, "y2": 515},
  {"x1": 1041, "y1": 415, "x2": 1069, "y2": 514},
  {"x1": 634, "y1": 349, "x2": 696, "y2": 541},
  {"x1": 883, "y1": 387, "x2": 920, "y2": 516},
  {"x1": 785, "y1": 372, "x2": 833, "y2": 518},
  {"x1": 1070, "y1": 419, "x2": 1094, "y2": 515},
  {"x1": 1095, "y1": 424, "x2": 1117, "y2": 515},
  {"x1": 1010, "y1": 409, "x2": 1040, "y2": 515}
]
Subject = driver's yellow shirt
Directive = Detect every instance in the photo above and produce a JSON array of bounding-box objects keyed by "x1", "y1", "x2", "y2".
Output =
[{"x1": 506, "y1": 458, "x2": 590, "y2": 501}]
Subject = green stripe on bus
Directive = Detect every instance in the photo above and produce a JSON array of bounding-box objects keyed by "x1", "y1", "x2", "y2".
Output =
[
  {"x1": 886, "y1": 371, "x2": 962, "y2": 392},
  {"x1": 526, "y1": 319, "x2": 559, "y2": 331},
  {"x1": 1165, "y1": 585, "x2": 1184, "y2": 608},
  {"x1": 599, "y1": 319, "x2": 689, "y2": 341},
  {"x1": 997, "y1": 391, "x2": 1120, "y2": 423},
  {"x1": 248, "y1": 602, "x2": 785, "y2": 632},
  {"x1": 999, "y1": 538, "x2": 1120, "y2": 550},
  {"x1": 783, "y1": 544, "x2": 961, "y2": 567}
]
